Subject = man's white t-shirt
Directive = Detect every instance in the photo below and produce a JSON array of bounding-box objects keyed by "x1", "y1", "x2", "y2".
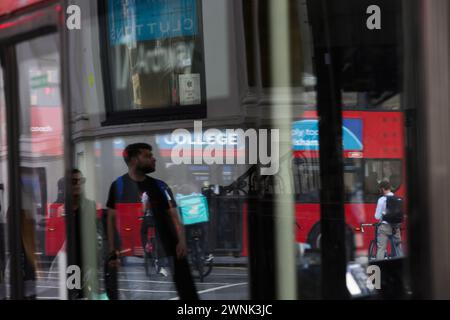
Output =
[{"x1": 374, "y1": 191, "x2": 394, "y2": 224}]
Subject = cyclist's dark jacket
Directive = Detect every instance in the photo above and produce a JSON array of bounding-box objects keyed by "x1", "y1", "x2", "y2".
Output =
[{"x1": 106, "y1": 174, "x2": 178, "y2": 257}]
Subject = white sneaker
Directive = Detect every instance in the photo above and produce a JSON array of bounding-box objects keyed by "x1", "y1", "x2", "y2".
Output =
[{"x1": 159, "y1": 267, "x2": 169, "y2": 277}]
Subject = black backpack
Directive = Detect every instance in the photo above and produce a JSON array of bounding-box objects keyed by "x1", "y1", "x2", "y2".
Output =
[{"x1": 383, "y1": 195, "x2": 404, "y2": 224}]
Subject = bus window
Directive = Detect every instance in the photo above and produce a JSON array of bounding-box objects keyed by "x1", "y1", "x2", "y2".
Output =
[
  {"x1": 293, "y1": 158, "x2": 320, "y2": 203},
  {"x1": 294, "y1": 158, "x2": 364, "y2": 203},
  {"x1": 343, "y1": 159, "x2": 363, "y2": 203},
  {"x1": 364, "y1": 160, "x2": 402, "y2": 202}
]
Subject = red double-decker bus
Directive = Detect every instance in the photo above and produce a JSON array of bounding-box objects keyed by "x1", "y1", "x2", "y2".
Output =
[{"x1": 292, "y1": 110, "x2": 406, "y2": 258}]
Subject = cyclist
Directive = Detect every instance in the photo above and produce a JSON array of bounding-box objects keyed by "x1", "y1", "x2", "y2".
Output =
[
  {"x1": 175, "y1": 184, "x2": 213, "y2": 279},
  {"x1": 374, "y1": 181, "x2": 403, "y2": 260}
]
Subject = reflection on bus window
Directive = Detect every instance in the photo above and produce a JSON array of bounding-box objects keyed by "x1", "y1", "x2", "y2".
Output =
[
  {"x1": 16, "y1": 32, "x2": 66, "y2": 300},
  {"x1": 364, "y1": 160, "x2": 402, "y2": 202},
  {"x1": 294, "y1": 158, "x2": 403, "y2": 204},
  {"x1": 293, "y1": 158, "x2": 320, "y2": 203},
  {"x1": 104, "y1": 0, "x2": 206, "y2": 118},
  {"x1": 344, "y1": 159, "x2": 363, "y2": 203},
  {"x1": 0, "y1": 64, "x2": 7, "y2": 300}
]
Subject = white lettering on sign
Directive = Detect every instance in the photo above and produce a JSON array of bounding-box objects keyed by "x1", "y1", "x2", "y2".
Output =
[
  {"x1": 170, "y1": 121, "x2": 280, "y2": 176},
  {"x1": 31, "y1": 126, "x2": 53, "y2": 132},
  {"x1": 114, "y1": 20, "x2": 194, "y2": 42},
  {"x1": 164, "y1": 133, "x2": 240, "y2": 146}
]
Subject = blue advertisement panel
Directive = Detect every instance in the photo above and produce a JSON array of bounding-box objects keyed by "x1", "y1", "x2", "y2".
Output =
[
  {"x1": 292, "y1": 119, "x2": 363, "y2": 151},
  {"x1": 108, "y1": 0, "x2": 198, "y2": 45}
]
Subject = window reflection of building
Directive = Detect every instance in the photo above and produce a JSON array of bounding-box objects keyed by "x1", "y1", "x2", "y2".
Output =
[
  {"x1": 293, "y1": 158, "x2": 401, "y2": 204},
  {"x1": 103, "y1": 0, "x2": 206, "y2": 122},
  {"x1": 364, "y1": 160, "x2": 402, "y2": 201},
  {"x1": 293, "y1": 158, "x2": 321, "y2": 203}
]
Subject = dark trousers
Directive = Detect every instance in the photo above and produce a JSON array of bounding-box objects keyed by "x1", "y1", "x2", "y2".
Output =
[{"x1": 104, "y1": 260, "x2": 118, "y2": 300}]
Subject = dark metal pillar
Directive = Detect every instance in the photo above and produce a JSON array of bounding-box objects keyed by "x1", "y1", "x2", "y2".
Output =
[
  {"x1": 308, "y1": 0, "x2": 349, "y2": 300},
  {"x1": 60, "y1": 0, "x2": 77, "y2": 299},
  {"x1": 2, "y1": 46, "x2": 24, "y2": 299}
]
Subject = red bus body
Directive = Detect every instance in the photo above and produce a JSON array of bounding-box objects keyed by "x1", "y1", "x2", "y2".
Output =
[
  {"x1": 45, "y1": 203, "x2": 65, "y2": 256},
  {"x1": 45, "y1": 203, "x2": 103, "y2": 256}
]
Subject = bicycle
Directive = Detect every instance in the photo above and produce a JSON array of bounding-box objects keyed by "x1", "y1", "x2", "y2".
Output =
[
  {"x1": 359, "y1": 223, "x2": 402, "y2": 260},
  {"x1": 185, "y1": 223, "x2": 213, "y2": 282},
  {"x1": 139, "y1": 216, "x2": 159, "y2": 277}
]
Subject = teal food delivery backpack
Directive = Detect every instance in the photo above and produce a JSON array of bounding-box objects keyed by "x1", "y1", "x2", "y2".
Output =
[{"x1": 176, "y1": 193, "x2": 209, "y2": 225}]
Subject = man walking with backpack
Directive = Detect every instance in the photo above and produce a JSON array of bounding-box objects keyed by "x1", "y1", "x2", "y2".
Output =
[
  {"x1": 374, "y1": 181, "x2": 404, "y2": 260},
  {"x1": 106, "y1": 143, "x2": 198, "y2": 300}
]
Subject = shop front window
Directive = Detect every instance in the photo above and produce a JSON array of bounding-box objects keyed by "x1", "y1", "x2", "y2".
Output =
[{"x1": 101, "y1": 0, "x2": 207, "y2": 125}]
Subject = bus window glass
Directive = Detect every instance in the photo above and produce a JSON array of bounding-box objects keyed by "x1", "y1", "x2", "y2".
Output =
[
  {"x1": 344, "y1": 159, "x2": 363, "y2": 203},
  {"x1": 75, "y1": 131, "x2": 251, "y2": 300},
  {"x1": 364, "y1": 160, "x2": 402, "y2": 202},
  {"x1": 293, "y1": 158, "x2": 320, "y2": 203},
  {"x1": 0, "y1": 64, "x2": 9, "y2": 300},
  {"x1": 16, "y1": 33, "x2": 68, "y2": 300}
]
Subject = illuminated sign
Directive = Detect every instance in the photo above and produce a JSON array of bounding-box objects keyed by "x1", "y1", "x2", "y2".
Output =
[
  {"x1": 30, "y1": 107, "x2": 63, "y2": 156},
  {"x1": 292, "y1": 119, "x2": 363, "y2": 151},
  {"x1": 156, "y1": 129, "x2": 246, "y2": 158},
  {"x1": 29, "y1": 68, "x2": 63, "y2": 156},
  {"x1": 108, "y1": 0, "x2": 198, "y2": 45}
]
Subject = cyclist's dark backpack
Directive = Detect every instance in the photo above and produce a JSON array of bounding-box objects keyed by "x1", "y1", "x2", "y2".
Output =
[{"x1": 383, "y1": 195, "x2": 404, "y2": 224}]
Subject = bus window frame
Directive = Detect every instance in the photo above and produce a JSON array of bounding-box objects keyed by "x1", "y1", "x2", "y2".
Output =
[
  {"x1": 292, "y1": 157, "x2": 403, "y2": 204},
  {"x1": 97, "y1": 0, "x2": 208, "y2": 126},
  {"x1": 363, "y1": 158, "x2": 403, "y2": 201},
  {"x1": 0, "y1": 2, "x2": 67, "y2": 299}
]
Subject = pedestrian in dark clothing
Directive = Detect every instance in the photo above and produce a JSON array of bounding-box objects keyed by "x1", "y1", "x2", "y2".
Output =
[{"x1": 106, "y1": 143, "x2": 198, "y2": 300}]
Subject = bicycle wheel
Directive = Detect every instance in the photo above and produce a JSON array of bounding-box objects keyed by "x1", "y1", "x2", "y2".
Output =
[
  {"x1": 193, "y1": 241, "x2": 205, "y2": 282},
  {"x1": 387, "y1": 237, "x2": 400, "y2": 258},
  {"x1": 188, "y1": 239, "x2": 209, "y2": 282},
  {"x1": 202, "y1": 259, "x2": 213, "y2": 278},
  {"x1": 368, "y1": 240, "x2": 377, "y2": 260},
  {"x1": 144, "y1": 237, "x2": 156, "y2": 277}
]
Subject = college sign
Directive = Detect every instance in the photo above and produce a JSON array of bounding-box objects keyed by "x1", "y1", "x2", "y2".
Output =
[
  {"x1": 292, "y1": 119, "x2": 363, "y2": 151},
  {"x1": 108, "y1": 0, "x2": 198, "y2": 45}
]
